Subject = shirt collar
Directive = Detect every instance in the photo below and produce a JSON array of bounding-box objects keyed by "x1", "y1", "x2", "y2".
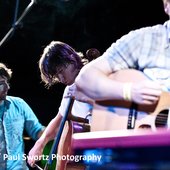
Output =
[{"x1": 4, "y1": 97, "x2": 11, "y2": 110}]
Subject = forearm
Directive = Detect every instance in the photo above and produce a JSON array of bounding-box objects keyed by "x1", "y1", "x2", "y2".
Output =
[
  {"x1": 37, "y1": 128, "x2": 45, "y2": 139},
  {"x1": 76, "y1": 65, "x2": 124, "y2": 101},
  {"x1": 36, "y1": 113, "x2": 62, "y2": 147},
  {"x1": 76, "y1": 66, "x2": 163, "y2": 105}
]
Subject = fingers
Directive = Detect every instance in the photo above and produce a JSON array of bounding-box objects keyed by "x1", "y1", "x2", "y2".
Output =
[
  {"x1": 27, "y1": 155, "x2": 37, "y2": 167},
  {"x1": 66, "y1": 85, "x2": 94, "y2": 104},
  {"x1": 141, "y1": 95, "x2": 159, "y2": 105},
  {"x1": 131, "y1": 80, "x2": 163, "y2": 105},
  {"x1": 142, "y1": 94, "x2": 159, "y2": 101},
  {"x1": 141, "y1": 89, "x2": 162, "y2": 100},
  {"x1": 27, "y1": 152, "x2": 42, "y2": 167},
  {"x1": 142, "y1": 100, "x2": 157, "y2": 105},
  {"x1": 27, "y1": 159, "x2": 35, "y2": 168},
  {"x1": 141, "y1": 90, "x2": 161, "y2": 105},
  {"x1": 65, "y1": 84, "x2": 77, "y2": 98},
  {"x1": 141, "y1": 81, "x2": 162, "y2": 103}
]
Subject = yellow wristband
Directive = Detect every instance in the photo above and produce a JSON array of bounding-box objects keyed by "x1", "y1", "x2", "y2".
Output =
[{"x1": 123, "y1": 83, "x2": 132, "y2": 101}]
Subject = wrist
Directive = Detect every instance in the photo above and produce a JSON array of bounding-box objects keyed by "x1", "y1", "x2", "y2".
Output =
[
  {"x1": 123, "y1": 82, "x2": 132, "y2": 101},
  {"x1": 36, "y1": 136, "x2": 47, "y2": 148}
]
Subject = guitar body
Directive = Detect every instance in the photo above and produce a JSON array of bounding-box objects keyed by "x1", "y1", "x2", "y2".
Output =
[{"x1": 91, "y1": 69, "x2": 170, "y2": 131}]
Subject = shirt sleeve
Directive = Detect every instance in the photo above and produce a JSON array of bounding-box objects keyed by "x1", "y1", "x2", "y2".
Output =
[
  {"x1": 58, "y1": 86, "x2": 70, "y2": 117},
  {"x1": 101, "y1": 29, "x2": 143, "y2": 71},
  {"x1": 21, "y1": 99, "x2": 45, "y2": 140},
  {"x1": 59, "y1": 85, "x2": 93, "y2": 118}
]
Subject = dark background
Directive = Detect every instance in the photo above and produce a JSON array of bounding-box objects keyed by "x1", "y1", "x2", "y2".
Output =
[
  {"x1": 0, "y1": 0, "x2": 169, "y2": 169},
  {"x1": 0, "y1": 0, "x2": 168, "y2": 125}
]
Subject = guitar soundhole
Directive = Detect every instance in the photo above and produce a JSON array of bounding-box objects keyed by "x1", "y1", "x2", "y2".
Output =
[{"x1": 155, "y1": 109, "x2": 169, "y2": 128}]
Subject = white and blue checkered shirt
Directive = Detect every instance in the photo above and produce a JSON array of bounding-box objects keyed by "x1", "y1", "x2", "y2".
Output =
[
  {"x1": 101, "y1": 20, "x2": 170, "y2": 128},
  {"x1": 102, "y1": 20, "x2": 170, "y2": 73}
]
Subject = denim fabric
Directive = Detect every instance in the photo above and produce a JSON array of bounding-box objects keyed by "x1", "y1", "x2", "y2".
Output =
[{"x1": 0, "y1": 96, "x2": 45, "y2": 170}]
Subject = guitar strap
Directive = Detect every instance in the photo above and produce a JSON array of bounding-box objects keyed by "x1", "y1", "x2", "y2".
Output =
[{"x1": 127, "y1": 102, "x2": 138, "y2": 129}]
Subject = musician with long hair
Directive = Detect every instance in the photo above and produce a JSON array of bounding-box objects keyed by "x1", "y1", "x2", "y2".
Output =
[{"x1": 28, "y1": 41, "x2": 100, "y2": 169}]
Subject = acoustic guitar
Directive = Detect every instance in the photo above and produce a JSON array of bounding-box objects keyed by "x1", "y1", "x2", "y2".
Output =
[{"x1": 91, "y1": 69, "x2": 170, "y2": 131}]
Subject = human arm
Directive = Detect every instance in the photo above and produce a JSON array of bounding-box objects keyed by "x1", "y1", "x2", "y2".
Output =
[
  {"x1": 75, "y1": 35, "x2": 163, "y2": 105},
  {"x1": 28, "y1": 87, "x2": 70, "y2": 167},
  {"x1": 27, "y1": 113, "x2": 62, "y2": 167},
  {"x1": 75, "y1": 57, "x2": 124, "y2": 101}
]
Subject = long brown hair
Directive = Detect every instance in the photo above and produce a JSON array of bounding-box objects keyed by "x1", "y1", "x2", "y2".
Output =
[{"x1": 39, "y1": 41, "x2": 100, "y2": 87}]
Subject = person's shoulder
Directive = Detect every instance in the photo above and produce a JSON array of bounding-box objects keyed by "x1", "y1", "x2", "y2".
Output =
[
  {"x1": 132, "y1": 23, "x2": 167, "y2": 36},
  {"x1": 119, "y1": 23, "x2": 167, "y2": 42},
  {"x1": 6, "y1": 95, "x2": 25, "y2": 103}
]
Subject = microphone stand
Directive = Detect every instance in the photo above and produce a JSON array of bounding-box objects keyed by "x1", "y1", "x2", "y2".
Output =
[
  {"x1": 44, "y1": 97, "x2": 74, "y2": 170},
  {"x1": 0, "y1": 0, "x2": 37, "y2": 47}
]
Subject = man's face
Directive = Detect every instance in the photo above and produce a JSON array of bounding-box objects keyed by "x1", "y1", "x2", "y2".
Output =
[
  {"x1": 55, "y1": 63, "x2": 79, "y2": 85},
  {"x1": 0, "y1": 76, "x2": 9, "y2": 102}
]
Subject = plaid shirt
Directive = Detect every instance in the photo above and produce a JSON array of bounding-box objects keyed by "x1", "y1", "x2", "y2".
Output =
[
  {"x1": 102, "y1": 20, "x2": 170, "y2": 73},
  {"x1": 101, "y1": 20, "x2": 170, "y2": 128}
]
